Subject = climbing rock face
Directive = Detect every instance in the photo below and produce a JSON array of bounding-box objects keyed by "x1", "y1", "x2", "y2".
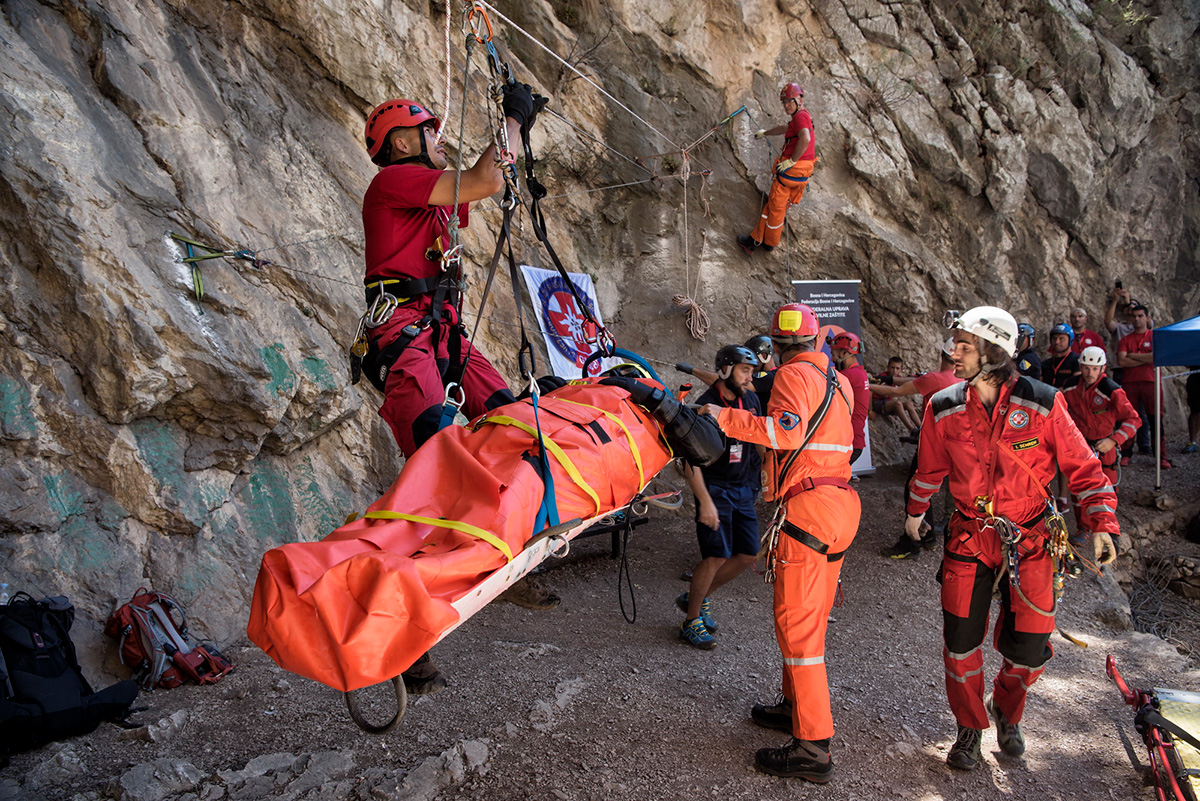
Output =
[{"x1": 0, "y1": 0, "x2": 1196, "y2": 668}]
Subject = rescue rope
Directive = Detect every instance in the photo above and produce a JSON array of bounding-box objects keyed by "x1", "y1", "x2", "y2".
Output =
[
  {"x1": 672, "y1": 153, "x2": 710, "y2": 341},
  {"x1": 475, "y1": 0, "x2": 684, "y2": 151},
  {"x1": 439, "y1": 0, "x2": 453, "y2": 139}
]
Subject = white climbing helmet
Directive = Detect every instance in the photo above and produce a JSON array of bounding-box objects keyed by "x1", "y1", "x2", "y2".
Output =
[
  {"x1": 942, "y1": 337, "x2": 955, "y2": 357},
  {"x1": 945, "y1": 306, "x2": 1019, "y2": 357},
  {"x1": 1079, "y1": 346, "x2": 1107, "y2": 367}
]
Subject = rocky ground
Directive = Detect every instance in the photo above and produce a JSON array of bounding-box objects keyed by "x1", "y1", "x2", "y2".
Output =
[{"x1": 3, "y1": 452, "x2": 1198, "y2": 801}]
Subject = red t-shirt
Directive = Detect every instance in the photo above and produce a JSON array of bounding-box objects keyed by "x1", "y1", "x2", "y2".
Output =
[
  {"x1": 838, "y1": 362, "x2": 870, "y2": 449},
  {"x1": 1070, "y1": 328, "x2": 1104, "y2": 354},
  {"x1": 912, "y1": 368, "x2": 960, "y2": 412},
  {"x1": 362, "y1": 164, "x2": 469, "y2": 284},
  {"x1": 1117, "y1": 329, "x2": 1155, "y2": 383},
  {"x1": 782, "y1": 109, "x2": 815, "y2": 162}
]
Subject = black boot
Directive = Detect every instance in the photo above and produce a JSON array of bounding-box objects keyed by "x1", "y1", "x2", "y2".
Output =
[
  {"x1": 750, "y1": 695, "x2": 793, "y2": 731},
  {"x1": 402, "y1": 652, "x2": 448, "y2": 696},
  {"x1": 946, "y1": 725, "x2": 982, "y2": 770},
  {"x1": 755, "y1": 737, "x2": 833, "y2": 782},
  {"x1": 737, "y1": 234, "x2": 758, "y2": 256}
]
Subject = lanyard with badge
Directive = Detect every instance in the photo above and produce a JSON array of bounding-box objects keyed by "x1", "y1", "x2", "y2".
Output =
[{"x1": 717, "y1": 393, "x2": 746, "y2": 463}]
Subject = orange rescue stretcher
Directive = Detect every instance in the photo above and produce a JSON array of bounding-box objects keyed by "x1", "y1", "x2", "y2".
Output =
[{"x1": 247, "y1": 378, "x2": 687, "y2": 729}]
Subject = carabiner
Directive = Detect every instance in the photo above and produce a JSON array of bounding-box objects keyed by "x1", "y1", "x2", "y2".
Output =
[
  {"x1": 364, "y1": 292, "x2": 399, "y2": 328},
  {"x1": 443, "y1": 381, "x2": 466, "y2": 410},
  {"x1": 595, "y1": 327, "x2": 617, "y2": 358},
  {"x1": 466, "y1": 2, "x2": 493, "y2": 43}
]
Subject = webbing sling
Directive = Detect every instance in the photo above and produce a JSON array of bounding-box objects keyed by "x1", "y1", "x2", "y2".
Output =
[
  {"x1": 363, "y1": 511, "x2": 513, "y2": 561},
  {"x1": 553, "y1": 398, "x2": 645, "y2": 488},
  {"x1": 476, "y1": 415, "x2": 602, "y2": 514}
]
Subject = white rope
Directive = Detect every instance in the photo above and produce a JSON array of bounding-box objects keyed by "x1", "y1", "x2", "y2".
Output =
[
  {"x1": 476, "y1": 0, "x2": 684, "y2": 151},
  {"x1": 672, "y1": 153, "x2": 708, "y2": 341},
  {"x1": 438, "y1": 0, "x2": 453, "y2": 139}
]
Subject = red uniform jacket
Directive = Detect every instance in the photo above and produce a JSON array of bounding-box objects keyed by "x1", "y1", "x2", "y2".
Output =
[
  {"x1": 1062, "y1": 375, "x2": 1140, "y2": 447},
  {"x1": 907, "y1": 376, "x2": 1118, "y2": 536}
]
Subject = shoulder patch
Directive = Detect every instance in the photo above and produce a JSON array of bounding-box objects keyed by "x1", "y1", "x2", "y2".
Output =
[{"x1": 778, "y1": 411, "x2": 801, "y2": 430}]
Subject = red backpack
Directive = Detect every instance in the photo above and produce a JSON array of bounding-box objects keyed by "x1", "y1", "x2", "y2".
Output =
[{"x1": 104, "y1": 589, "x2": 233, "y2": 690}]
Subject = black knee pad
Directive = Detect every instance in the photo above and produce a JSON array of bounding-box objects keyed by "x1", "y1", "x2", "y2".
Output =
[{"x1": 412, "y1": 404, "x2": 444, "y2": 451}]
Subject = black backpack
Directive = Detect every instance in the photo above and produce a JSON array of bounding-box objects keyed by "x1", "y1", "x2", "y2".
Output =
[{"x1": 0, "y1": 593, "x2": 138, "y2": 762}]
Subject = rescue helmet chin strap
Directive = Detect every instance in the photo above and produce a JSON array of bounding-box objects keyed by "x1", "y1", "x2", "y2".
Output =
[{"x1": 390, "y1": 124, "x2": 437, "y2": 169}]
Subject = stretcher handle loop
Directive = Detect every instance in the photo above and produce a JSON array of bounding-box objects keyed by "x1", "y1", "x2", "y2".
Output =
[
  {"x1": 344, "y1": 676, "x2": 407, "y2": 734},
  {"x1": 525, "y1": 517, "x2": 584, "y2": 550}
]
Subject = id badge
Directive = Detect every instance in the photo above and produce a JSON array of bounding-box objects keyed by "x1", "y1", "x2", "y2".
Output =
[{"x1": 729, "y1": 442, "x2": 743, "y2": 464}]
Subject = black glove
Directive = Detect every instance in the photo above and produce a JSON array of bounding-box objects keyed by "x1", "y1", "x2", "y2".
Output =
[
  {"x1": 526, "y1": 92, "x2": 549, "y2": 133},
  {"x1": 600, "y1": 376, "x2": 667, "y2": 414},
  {"x1": 601, "y1": 377, "x2": 725, "y2": 466},
  {"x1": 501, "y1": 82, "x2": 535, "y2": 129}
]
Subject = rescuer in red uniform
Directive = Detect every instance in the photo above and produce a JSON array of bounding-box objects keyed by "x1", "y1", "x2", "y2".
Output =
[
  {"x1": 830, "y1": 331, "x2": 869, "y2": 466},
  {"x1": 700, "y1": 303, "x2": 859, "y2": 783},
  {"x1": 737, "y1": 83, "x2": 815, "y2": 255},
  {"x1": 906, "y1": 306, "x2": 1119, "y2": 771},
  {"x1": 359, "y1": 88, "x2": 541, "y2": 458},
  {"x1": 1062, "y1": 346, "x2": 1139, "y2": 565}
]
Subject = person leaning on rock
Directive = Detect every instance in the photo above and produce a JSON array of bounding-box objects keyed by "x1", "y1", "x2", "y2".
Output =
[
  {"x1": 700, "y1": 303, "x2": 859, "y2": 784},
  {"x1": 906, "y1": 305, "x2": 1119, "y2": 772},
  {"x1": 737, "y1": 83, "x2": 815, "y2": 256}
]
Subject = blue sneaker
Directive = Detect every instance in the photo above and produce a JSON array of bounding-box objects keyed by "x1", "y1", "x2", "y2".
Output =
[
  {"x1": 679, "y1": 617, "x2": 717, "y2": 649},
  {"x1": 676, "y1": 592, "x2": 718, "y2": 632},
  {"x1": 1184, "y1": 442, "x2": 1198, "y2": 454}
]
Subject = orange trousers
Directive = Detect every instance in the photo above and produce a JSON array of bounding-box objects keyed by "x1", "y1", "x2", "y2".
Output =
[
  {"x1": 751, "y1": 159, "x2": 815, "y2": 248},
  {"x1": 773, "y1": 484, "x2": 859, "y2": 740}
]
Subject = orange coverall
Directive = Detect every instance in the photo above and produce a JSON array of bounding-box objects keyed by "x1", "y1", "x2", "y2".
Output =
[
  {"x1": 750, "y1": 108, "x2": 816, "y2": 248},
  {"x1": 717, "y1": 350, "x2": 859, "y2": 741}
]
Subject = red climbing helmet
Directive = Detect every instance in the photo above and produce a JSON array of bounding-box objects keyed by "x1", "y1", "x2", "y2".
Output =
[
  {"x1": 771, "y1": 303, "x2": 820, "y2": 342},
  {"x1": 831, "y1": 331, "x2": 861, "y2": 355},
  {"x1": 364, "y1": 99, "x2": 441, "y2": 161},
  {"x1": 780, "y1": 83, "x2": 804, "y2": 101}
]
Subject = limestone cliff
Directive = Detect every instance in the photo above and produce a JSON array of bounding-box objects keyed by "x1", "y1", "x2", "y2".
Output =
[{"x1": 1, "y1": 0, "x2": 1196, "y2": 651}]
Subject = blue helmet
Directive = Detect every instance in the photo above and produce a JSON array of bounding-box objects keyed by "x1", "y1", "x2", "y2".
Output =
[
  {"x1": 1017, "y1": 323, "x2": 1035, "y2": 350},
  {"x1": 1050, "y1": 322, "x2": 1075, "y2": 346}
]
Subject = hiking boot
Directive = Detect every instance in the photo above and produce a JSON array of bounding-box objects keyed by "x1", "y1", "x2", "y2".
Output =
[
  {"x1": 675, "y1": 591, "x2": 717, "y2": 632},
  {"x1": 751, "y1": 695, "x2": 794, "y2": 732},
  {"x1": 1119, "y1": 455, "x2": 1132, "y2": 466},
  {"x1": 880, "y1": 532, "x2": 921, "y2": 559},
  {"x1": 679, "y1": 617, "x2": 717, "y2": 650},
  {"x1": 760, "y1": 243, "x2": 775, "y2": 252},
  {"x1": 736, "y1": 234, "x2": 758, "y2": 256},
  {"x1": 402, "y1": 652, "x2": 448, "y2": 696},
  {"x1": 754, "y1": 737, "x2": 833, "y2": 782},
  {"x1": 946, "y1": 725, "x2": 983, "y2": 770},
  {"x1": 499, "y1": 576, "x2": 561, "y2": 610},
  {"x1": 1160, "y1": 458, "x2": 1174, "y2": 469},
  {"x1": 987, "y1": 695, "x2": 1026, "y2": 756}
]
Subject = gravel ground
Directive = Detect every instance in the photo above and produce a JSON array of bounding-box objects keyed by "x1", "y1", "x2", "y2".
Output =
[{"x1": 4, "y1": 456, "x2": 1198, "y2": 801}]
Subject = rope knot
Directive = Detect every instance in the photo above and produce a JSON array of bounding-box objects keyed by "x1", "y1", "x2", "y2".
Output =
[{"x1": 672, "y1": 294, "x2": 710, "y2": 341}]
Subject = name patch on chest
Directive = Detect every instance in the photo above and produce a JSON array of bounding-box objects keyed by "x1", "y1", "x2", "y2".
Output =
[{"x1": 1011, "y1": 437, "x2": 1039, "y2": 451}]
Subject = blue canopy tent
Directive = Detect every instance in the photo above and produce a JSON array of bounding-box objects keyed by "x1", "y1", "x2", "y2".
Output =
[{"x1": 1152, "y1": 314, "x2": 1200, "y2": 488}]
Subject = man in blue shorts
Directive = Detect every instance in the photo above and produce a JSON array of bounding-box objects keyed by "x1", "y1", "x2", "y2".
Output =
[{"x1": 678, "y1": 345, "x2": 763, "y2": 649}]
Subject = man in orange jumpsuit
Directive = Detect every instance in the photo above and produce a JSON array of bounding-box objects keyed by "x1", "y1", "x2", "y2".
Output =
[
  {"x1": 700, "y1": 303, "x2": 859, "y2": 783},
  {"x1": 1062, "y1": 346, "x2": 1139, "y2": 570},
  {"x1": 738, "y1": 83, "x2": 815, "y2": 255},
  {"x1": 907, "y1": 306, "x2": 1119, "y2": 771}
]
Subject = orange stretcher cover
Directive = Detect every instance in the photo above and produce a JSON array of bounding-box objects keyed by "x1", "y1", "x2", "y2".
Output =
[{"x1": 246, "y1": 380, "x2": 673, "y2": 692}]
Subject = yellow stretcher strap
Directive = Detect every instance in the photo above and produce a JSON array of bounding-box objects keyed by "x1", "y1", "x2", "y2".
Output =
[
  {"x1": 363, "y1": 511, "x2": 513, "y2": 561},
  {"x1": 554, "y1": 398, "x2": 645, "y2": 487},
  {"x1": 478, "y1": 415, "x2": 602, "y2": 515}
]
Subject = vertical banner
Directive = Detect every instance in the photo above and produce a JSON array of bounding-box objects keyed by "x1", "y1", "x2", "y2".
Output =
[
  {"x1": 792, "y1": 279, "x2": 873, "y2": 475},
  {"x1": 519, "y1": 265, "x2": 619, "y2": 378}
]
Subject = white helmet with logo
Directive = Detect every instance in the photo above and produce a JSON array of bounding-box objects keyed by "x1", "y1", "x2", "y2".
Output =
[
  {"x1": 945, "y1": 306, "x2": 1019, "y2": 357},
  {"x1": 1079, "y1": 346, "x2": 1107, "y2": 367}
]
